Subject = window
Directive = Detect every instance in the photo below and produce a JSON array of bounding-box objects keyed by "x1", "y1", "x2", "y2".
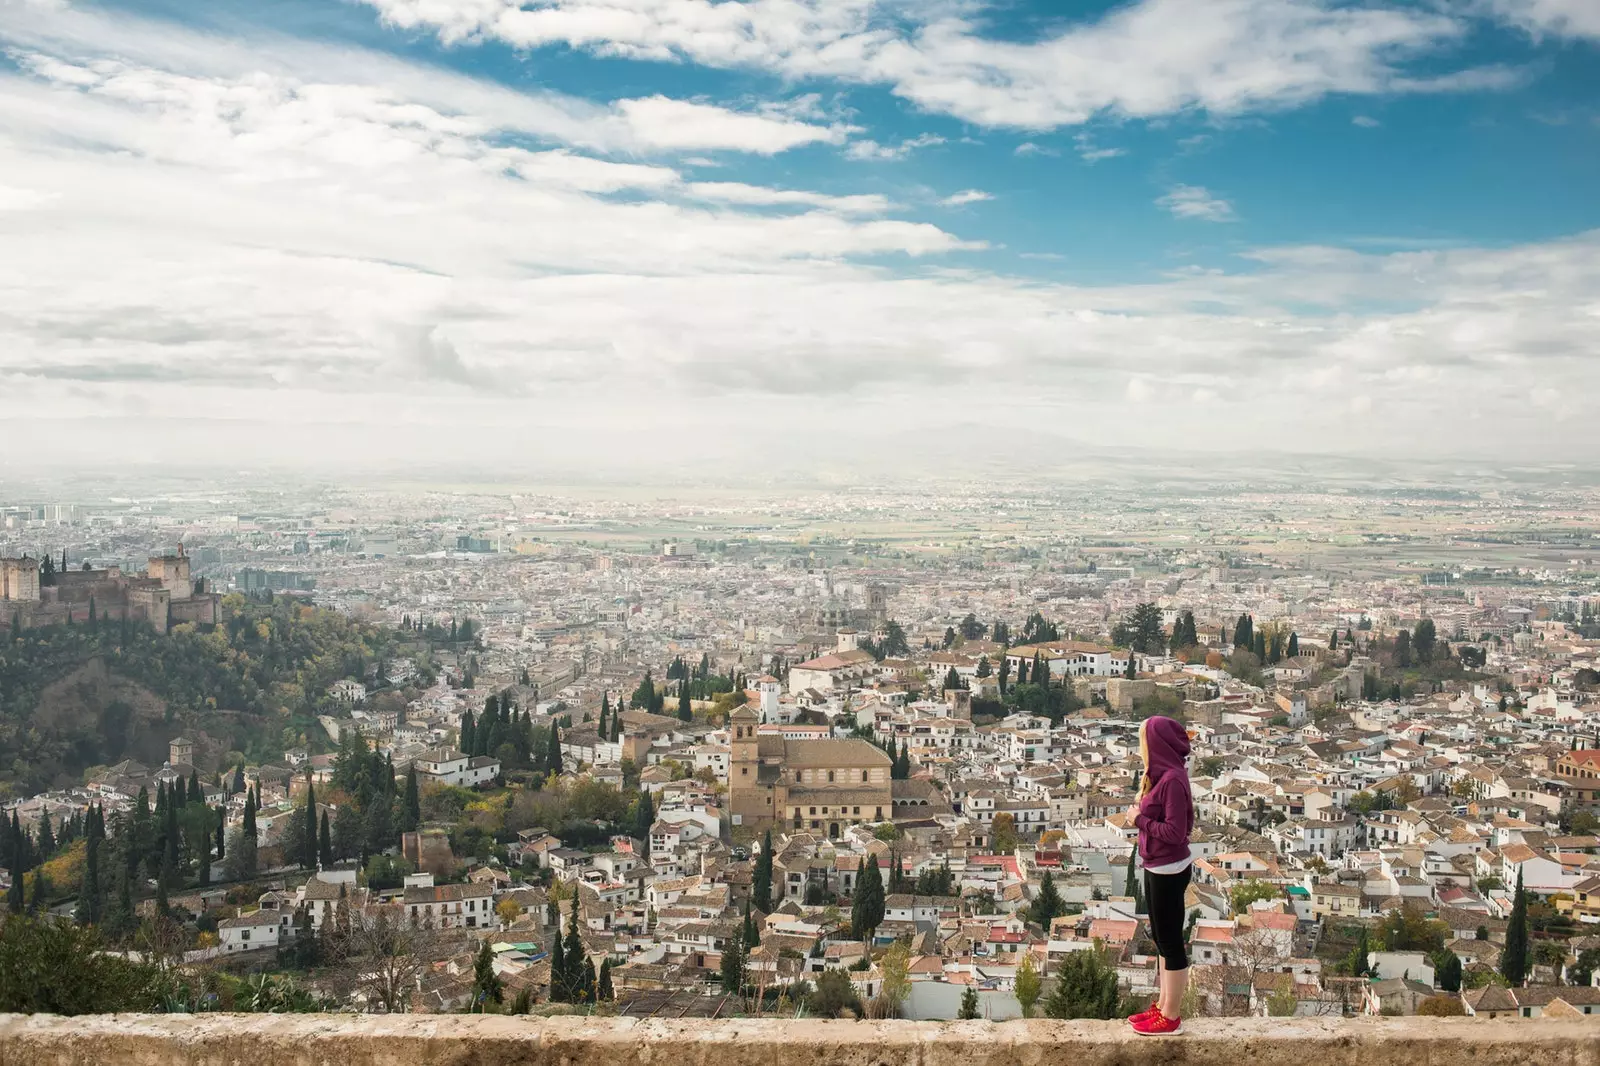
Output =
[
  {"x1": 741, "y1": 767, "x2": 749, "y2": 776},
  {"x1": 810, "y1": 807, "x2": 817, "y2": 815}
]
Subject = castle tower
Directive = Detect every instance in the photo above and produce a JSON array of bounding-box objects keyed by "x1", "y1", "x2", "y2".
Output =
[
  {"x1": 169, "y1": 736, "x2": 195, "y2": 767},
  {"x1": 0, "y1": 558, "x2": 41, "y2": 603}
]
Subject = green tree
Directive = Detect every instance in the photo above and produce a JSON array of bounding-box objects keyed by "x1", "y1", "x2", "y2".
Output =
[
  {"x1": 0, "y1": 917, "x2": 161, "y2": 1014},
  {"x1": 300, "y1": 780, "x2": 318, "y2": 870},
  {"x1": 1014, "y1": 951, "x2": 1042, "y2": 1018},
  {"x1": 958, "y1": 985, "x2": 981, "y2": 1019},
  {"x1": 1347, "y1": 927, "x2": 1371, "y2": 977},
  {"x1": 1431, "y1": 949, "x2": 1463, "y2": 992},
  {"x1": 473, "y1": 940, "x2": 503, "y2": 1009},
  {"x1": 548, "y1": 917, "x2": 569, "y2": 1002},
  {"x1": 1043, "y1": 945, "x2": 1120, "y2": 1019},
  {"x1": 878, "y1": 939, "x2": 910, "y2": 1018},
  {"x1": 1115, "y1": 603, "x2": 1166, "y2": 655},
  {"x1": 224, "y1": 828, "x2": 257, "y2": 882},
  {"x1": 1501, "y1": 868, "x2": 1528, "y2": 986},
  {"x1": 400, "y1": 766, "x2": 421, "y2": 834},
  {"x1": 318, "y1": 810, "x2": 333, "y2": 869},
  {"x1": 632, "y1": 790, "x2": 655, "y2": 848},
  {"x1": 1230, "y1": 880, "x2": 1282, "y2": 914},
  {"x1": 562, "y1": 902, "x2": 586, "y2": 1002},
  {"x1": 1414, "y1": 618, "x2": 1437, "y2": 663},
  {"x1": 597, "y1": 957, "x2": 615, "y2": 1001},
  {"x1": 546, "y1": 723, "x2": 563, "y2": 776},
  {"x1": 1030, "y1": 871, "x2": 1064, "y2": 929},
  {"x1": 880, "y1": 621, "x2": 910, "y2": 658},
  {"x1": 753, "y1": 829, "x2": 774, "y2": 913},
  {"x1": 991, "y1": 812, "x2": 1018, "y2": 855},
  {"x1": 851, "y1": 856, "x2": 885, "y2": 942},
  {"x1": 806, "y1": 968, "x2": 862, "y2": 1019},
  {"x1": 720, "y1": 930, "x2": 745, "y2": 996}
]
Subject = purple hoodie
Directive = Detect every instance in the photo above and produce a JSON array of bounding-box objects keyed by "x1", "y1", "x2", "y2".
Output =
[{"x1": 1134, "y1": 716, "x2": 1194, "y2": 869}]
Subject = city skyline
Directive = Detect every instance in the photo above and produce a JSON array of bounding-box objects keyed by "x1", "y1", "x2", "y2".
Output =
[{"x1": 0, "y1": 0, "x2": 1597, "y2": 471}]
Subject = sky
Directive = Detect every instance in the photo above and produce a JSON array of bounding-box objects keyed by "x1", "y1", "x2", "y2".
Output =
[{"x1": 0, "y1": 0, "x2": 1597, "y2": 476}]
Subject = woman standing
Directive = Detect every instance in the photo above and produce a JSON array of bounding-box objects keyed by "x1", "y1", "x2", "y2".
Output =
[{"x1": 1127, "y1": 715, "x2": 1194, "y2": 1036}]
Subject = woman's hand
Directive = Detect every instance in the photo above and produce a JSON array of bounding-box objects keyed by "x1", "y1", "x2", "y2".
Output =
[{"x1": 1125, "y1": 804, "x2": 1141, "y2": 823}]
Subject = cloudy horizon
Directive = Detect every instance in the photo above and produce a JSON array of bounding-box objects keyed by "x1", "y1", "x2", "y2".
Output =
[{"x1": 1, "y1": 0, "x2": 1596, "y2": 475}]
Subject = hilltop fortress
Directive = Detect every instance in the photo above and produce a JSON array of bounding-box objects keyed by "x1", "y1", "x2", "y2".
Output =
[{"x1": 0, "y1": 545, "x2": 220, "y2": 633}]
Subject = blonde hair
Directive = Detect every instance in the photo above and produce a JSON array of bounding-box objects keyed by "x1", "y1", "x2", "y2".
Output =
[{"x1": 1137, "y1": 719, "x2": 1153, "y2": 799}]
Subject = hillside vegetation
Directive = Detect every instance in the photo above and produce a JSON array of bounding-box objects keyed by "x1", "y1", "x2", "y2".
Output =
[{"x1": 0, "y1": 595, "x2": 399, "y2": 797}]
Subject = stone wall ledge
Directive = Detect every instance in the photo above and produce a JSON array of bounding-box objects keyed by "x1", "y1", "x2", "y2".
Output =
[{"x1": 2, "y1": 1014, "x2": 1598, "y2": 1066}]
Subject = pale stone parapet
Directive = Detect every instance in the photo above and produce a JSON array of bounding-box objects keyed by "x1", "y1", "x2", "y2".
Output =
[{"x1": 2, "y1": 1014, "x2": 1598, "y2": 1066}]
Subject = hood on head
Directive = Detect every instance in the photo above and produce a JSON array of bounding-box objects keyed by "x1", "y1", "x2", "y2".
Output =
[{"x1": 1142, "y1": 715, "x2": 1190, "y2": 779}]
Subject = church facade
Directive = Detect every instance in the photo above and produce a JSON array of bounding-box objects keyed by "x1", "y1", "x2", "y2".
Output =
[{"x1": 727, "y1": 705, "x2": 893, "y2": 837}]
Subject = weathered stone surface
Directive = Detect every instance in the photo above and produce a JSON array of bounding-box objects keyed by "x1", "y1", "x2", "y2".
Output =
[{"x1": 1, "y1": 1014, "x2": 1598, "y2": 1066}]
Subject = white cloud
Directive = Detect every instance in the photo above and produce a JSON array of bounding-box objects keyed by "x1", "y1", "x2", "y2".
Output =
[
  {"x1": 609, "y1": 95, "x2": 853, "y2": 153},
  {"x1": 1157, "y1": 185, "x2": 1237, "y2": 222},
  {"x1": 1074, "y1": 132, "x2": 1125, "y2": 162},
  {"x1": 1014, "y1": 141, "x2": 1058, "y2": 157},
  {"x1": 1352, "y1": 114, "x2": 1381, "y2": 127},
  {"x1": 685, "y1": 182, "x2": 888, "y2": 213},
  {"x1": 1479, "y1": 0, "x2": 1600, "y2": 40},
  {"x1": 940, "y1": 189, "x2": 991, "y2": 206},
  {"x1": 844, "y1": 133, "x2": 946, "y2": 161},
  {"x1": 0, "y1": 2, "x2": 843, "y2": 158},
  {"x1": 357, "y1": 0, "x2": 1513, "y2": 130}
]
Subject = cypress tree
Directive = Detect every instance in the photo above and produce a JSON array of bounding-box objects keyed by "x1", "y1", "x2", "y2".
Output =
[
  {"x1": 547, "y1": 722, "x2": 563, "y2": 776},
  {"x1": 460, "y1": 710, "x2": 476, "y2": 758},
  {"x1": 76, "y1": 806, "x2": 102, "y2": 926},
  {"x1": 580, "y1": 956, "x2": 597, "y2": 1003},
  {"x1": 473, "y1": 941, "x2": 504, "y2": 1008},
  {"x1": 743, "y1": 898, "x2": 760, "y2": 947},
  {"x1": 243, "y1": 788, "x2": 257, "y2": 838},
  {"x1": 1501, "y1": 868, "x2": 1529, "y2": 986},
  {"x1": 37, "y1": 812, "x2": 54, "y2": 859},
  {"x1": 232, "y1": 764, "x2": 246, "y2": 795},
  {"x1": 633, "y1": 790, "x2": 655, "y2": 846},
  {"x1": 753, "y1": 829, "x2": 774, "y2": 912},
  {"x1": 549, "y1": 915, "x2": 568, "y2": 1002},
  {"x1": 851, "y1": 856, "x2": 884, "y2": 941},
  {"x1": 319, "y1": 810, "x2": 333, "y2": 869},
  {"x1": 215, "y1": 808, "x2": 225, "y2": 860},
  {"x1": 563, "y1": 904, "x2": 586, "y2": 1001},
  {"x1": 302, "y1": 780, "x2": 318, "y2": 869},
  {"x1": 401, "y1": 765, "x2": 421, "y2": 833},
  {"x1": 597, "y1": 957, "x2": 614, "y2": 1001},
  {"x1": 7, "y1": 821, "x2": 26, "y2": 913},
  {"x1": 679, "y1": 686, "x2": 692, "y2": 722}
]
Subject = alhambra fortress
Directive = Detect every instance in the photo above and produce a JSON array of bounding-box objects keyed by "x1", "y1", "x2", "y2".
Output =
[{"x1": 0, "y1": 545, "x2": 220, "y2": 633}]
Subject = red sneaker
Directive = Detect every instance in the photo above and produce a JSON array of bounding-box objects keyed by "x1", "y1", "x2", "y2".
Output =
[
  {"x1": 1131, "y1": 1011, "x2": 1182, "y2": 1036},
  {"x1": 1127, "y1": 1003, "x2": 1161, "y2": 1027}
]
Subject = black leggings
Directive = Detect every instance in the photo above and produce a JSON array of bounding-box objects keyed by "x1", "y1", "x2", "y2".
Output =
[{"x1": 1144, "y1": 865, "x2": 1191, "y2": 971}]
